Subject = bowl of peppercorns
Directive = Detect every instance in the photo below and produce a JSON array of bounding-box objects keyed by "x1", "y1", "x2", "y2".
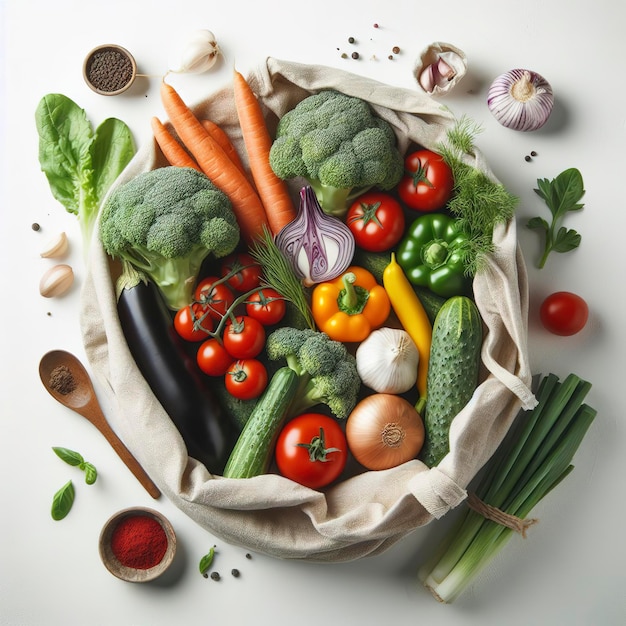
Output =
[
  {"x1": 99, "y1": 507, "x2": 177, "y2": 582},
  {"x1": 83, "y1": 44, "x2": 137, "y2": 96}
]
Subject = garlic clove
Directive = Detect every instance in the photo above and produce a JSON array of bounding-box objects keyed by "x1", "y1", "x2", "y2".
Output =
[
  {"x1": 39, "y1": 264, "x2": 74, "y2": 298},
  {"x1": 40, "y1": 231, "x2": 69, "y2": 259},
  {"x1": 413, "y1": 42, "x2": 467, "y2": 96},
  {"x1": 169, "y1": 29, "x2": 220, "y2": 74}
]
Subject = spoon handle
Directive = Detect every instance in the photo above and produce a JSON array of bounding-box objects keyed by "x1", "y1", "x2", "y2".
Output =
[{"x1": 89, "y1": 405, "x2": 161, "y2": 499}]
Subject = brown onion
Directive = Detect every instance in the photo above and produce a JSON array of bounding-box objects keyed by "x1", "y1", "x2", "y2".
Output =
[{"x1": 346, "y1": 394, "x2": 424, "y2": 470}]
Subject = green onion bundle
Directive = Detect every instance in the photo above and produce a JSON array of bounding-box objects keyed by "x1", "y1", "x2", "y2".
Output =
[{"x1": 418, "y1": 372, "x2": 597, "y2": 603}]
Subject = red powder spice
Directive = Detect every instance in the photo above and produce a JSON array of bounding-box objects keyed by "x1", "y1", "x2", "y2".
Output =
[{"x1": 110, "y1": 514, "x2": 168, "y2": 569}]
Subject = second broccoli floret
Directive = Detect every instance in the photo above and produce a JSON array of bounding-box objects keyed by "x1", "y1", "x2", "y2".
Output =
[
  {"x1": 265, "y1": 327, "x2": 361, "y2": 419},
  {"x1": 100, "y1": 166, "x2": 240, "y2": 310},
  {"x1": 269, "y1": 90, "x2": 404, "y2": 218}
]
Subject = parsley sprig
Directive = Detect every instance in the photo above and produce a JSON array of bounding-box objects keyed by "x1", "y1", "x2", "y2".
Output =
[{"x1": 527, "y1": 168, "x2": 585, "y2": 268}]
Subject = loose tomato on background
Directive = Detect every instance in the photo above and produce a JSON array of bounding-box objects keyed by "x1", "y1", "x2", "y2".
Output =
[
  {"x1": 222, "y1": 315, "x2": 266, "y2": 359},
  {"x1": 397, "y1": 149, "x2": 454, "y2": 212},
  {"x1": 225, "y1": 359, "x2": 268, "y2": 400},
  {"x1": 346, "y1": 191, "x2": 405, "y2": 252},
  {"x1": 540, "y1": 291, "x2": 589, "y2": 336},
  {"x1": 245, "y1": 287, "x2": 287, "y2": 326},
  {"x1": 220, "y1": 252, "x2": 263, "y2": 292},
  {"x1": 194, "y1": 276, "x2": 235, "y2": 320},
  {"x1": 174, "y1": 303, "x2": 213, "y2": 342},
  {"x1": 197, "y1": 338, "x2": 235, "y2": 376},
  {"x1": 275, "y1": 413, "x2": 348, "y2": 489}
]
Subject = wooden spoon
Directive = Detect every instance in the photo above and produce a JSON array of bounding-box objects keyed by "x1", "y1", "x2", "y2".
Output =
[{"x1": 39, "y1": 350, "x2": 161, "y2": 499}]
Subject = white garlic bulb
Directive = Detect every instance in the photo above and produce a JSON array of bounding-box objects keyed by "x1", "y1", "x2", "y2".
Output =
[
  {"x1": 168, "y1": 29, "x2": 221, "y2": 74},
  {"x1": 355, "y1": 327, "x2": 419, "y2": 394}
]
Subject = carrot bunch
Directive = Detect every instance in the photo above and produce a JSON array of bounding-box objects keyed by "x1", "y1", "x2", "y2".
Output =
[{"x1": 152, "y1": 72, "x2": 296, "y2": 244}]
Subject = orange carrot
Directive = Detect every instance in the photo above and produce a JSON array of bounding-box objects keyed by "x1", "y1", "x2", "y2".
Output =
[
  {"x1": 200, "y1": 119, "x2": 246, "y2": 175},
  {"x1": 159, "y1": 80, "x2": 269, "y2": 244},
  {"x1": 232, "y1": 69, "x2": 297, "y2": 236},
  {"x1": 151, "y1": 116, "x2": 201, "y2": 170}
]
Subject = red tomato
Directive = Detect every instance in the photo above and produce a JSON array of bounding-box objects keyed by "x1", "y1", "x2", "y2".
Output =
[
  {"x1": 197, "y1": 338, "x2": 235, "y2": 376},
  {"x1": 397, "y1": 149, "x2": 454, "y2": 212},
  {"x1": 346, "y1": 191, "x2": 405, "y2": 252},
  {"x1": 173, "y1": 303, "x2": 213, "y2": 342},
  {"x1": 275, "y1": 413, "x2": 348, "y2": 489},
  {"x1": 194, "y1": 276, "x2": 235, "y2": 320},
  {"x1": 245, "y1": 288, "x2": 287, "y2": 326},
  {"x1": 540, "y1": 291, "x2": 589, "y2": 336},
  {"x1": 225, "y1": 359, "x2": 268, "y2": 400},
  {"x1": 222, "y1": 315, "x2": 266, "y2": 359},
  {"x1": 220, "y1": 252, "x2": 263, "y2": 292}
]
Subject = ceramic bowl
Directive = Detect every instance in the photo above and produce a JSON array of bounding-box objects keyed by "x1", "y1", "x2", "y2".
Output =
[
  {"x1": 99, "y1": 507, "x2": 176, "y2": 583},
  {"x1": 83, "y1": 44, "x2": 137, "y2": 96}
]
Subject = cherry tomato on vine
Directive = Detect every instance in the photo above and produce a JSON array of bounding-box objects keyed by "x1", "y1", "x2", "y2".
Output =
[
  {"x1": 222, "y1": 315, "x2": 266, "y2": 359},
  {"x1": 245, "y1": 288, "x2": 287, "y2": 326},
  {"x1": 346, "y1": 191, "x2": 405, "y2": 252},
  {"x1": 225, "y1": 359, "x2": 268, "y2": 400},
  {"x1": 194, "y1": 276, "x2": 235, "y2": 320},
  {"x1": 220, "y1": 252, "x2": 263, "y2": 292},
  {"x1": 174, "y1": 303, "x2": 213, "y2": 342},
  {"x1": 197, "y1": 338, "x2": 235, "y2": 376},
  {"x1": 275, "y1": 413, "x2": 348, "y2": 489},
  {"x1": 540, "y1": 291, "x2": 589, "y2": 336},
  {"x1": 397, "y1": 149, "x2": 454, "y2": 212}
]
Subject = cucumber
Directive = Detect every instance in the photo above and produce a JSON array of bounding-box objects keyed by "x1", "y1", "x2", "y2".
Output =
[
  {"x1": 222, "y1": 367, "x2": 299, "y2": 478},
  {"x1": 420, "y1": 296, "x2": 483, "y2": 467}
]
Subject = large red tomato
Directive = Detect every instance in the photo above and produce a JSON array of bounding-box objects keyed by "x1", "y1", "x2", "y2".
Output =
[
  {"x1": 346, "y1": 191, "x2": 405, "y2": 252},
  {"x1": 275, "y1": 413, "x2": 348, "y2": 489},
  {"x1": 225, "y1": 359, "x2": 268, "y2": 400},
  {"x1": 397, "y1": 149, "x2": 454, "y2": 212},
  {"x1": 222, "y1": 315, "x2": 266, "y2": 359}
]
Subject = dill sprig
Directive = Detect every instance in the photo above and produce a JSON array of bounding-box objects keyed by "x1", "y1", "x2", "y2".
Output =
[
  {"x1": 438, "y1": 116, "x2": 519, "y2": 276},
  {"x1": 250, "y1": 227, "x2": 316, "y2": 330}
]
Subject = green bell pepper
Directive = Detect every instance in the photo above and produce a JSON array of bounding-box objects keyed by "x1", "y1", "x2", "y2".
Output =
[{"x1": 396, "y1": 213, "x2": 472, "y2": 298}]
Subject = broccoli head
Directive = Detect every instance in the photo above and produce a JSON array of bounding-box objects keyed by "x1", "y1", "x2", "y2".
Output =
[
  {"x1": 269, "y1": 90, "x2": 404, "y2": 218},
  {"x1": 265, "y1": 327, "x2": 361, "y2": 419},
  {"x1": 100, "y1": 166, "x2": 240, "y2": 310}
]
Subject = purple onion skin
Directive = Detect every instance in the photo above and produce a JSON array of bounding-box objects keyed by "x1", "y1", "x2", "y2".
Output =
[
  {"x1": 487, "y1": 69, "x2": 554, "y2": 132},
  {"x1": 275, "y1": 186, "x2": 355, "y2": 287}
]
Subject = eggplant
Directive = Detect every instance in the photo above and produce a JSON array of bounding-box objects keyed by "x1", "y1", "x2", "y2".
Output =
[{"x1": 117, "y1": 279, "x2": 239, "y2": 474}]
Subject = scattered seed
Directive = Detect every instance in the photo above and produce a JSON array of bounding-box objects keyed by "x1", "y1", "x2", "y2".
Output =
[
  {"x1": 210, "y1": 571, "x2": 221, "y2": 581},
  {"x1": 32, "y1": 222, "x2": 41, "y2": 231},
  {"x1": 373, "y1": 23, "x2": 379, "y2": 28},
  {"x1": 231, "y1": 568, "x2": 240, "y2": 578},
  {"x1": 245, "y1": 553, "x2": 252, "y2": 559},
  {"x1": 392, "y1": 46, "x2": 400, "y2": 54},
  {"x1": 351, "y1": 51, "x2": 360, "y2": 59},
  {"x1": 341, "y1": 52, "x2": 348, "y2": 59},
  {"x1": 525, "y1": 155, "x2": 532, "y2": 162},
  {"x1": 348, "y1": 36, "x2": 355, "y2": 44},
  {"x1": 530, "y1": 150, "x2": 537, "y2": 157},
  {"x1": 388, "y1": 55, "x2": 394, "y2": 60}
]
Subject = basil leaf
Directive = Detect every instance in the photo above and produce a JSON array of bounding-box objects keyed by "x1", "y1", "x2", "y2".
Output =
[
  {"x1": 83, "y1": 463, "x2": 98, "y2": 485},
  {"x1": 90, "y1": 118, "x2": 136, "y2": 205},
  {"x1": 199, "y1": 546, "x2": 216, "y2": 577},
  {"x1": 51, "y1": 480, "x2": 75, "y2": 521},
  {"x1": 52, "y1": 446, "x2": 84, "y2": 467},
  {"x1": 35, "y1": 94, "x2": 96, "y2": 215}
]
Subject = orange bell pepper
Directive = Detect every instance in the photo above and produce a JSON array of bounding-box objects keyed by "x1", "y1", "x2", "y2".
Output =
[{"x1": 311, "y1": 266, "x2": 391, "y2": 343}]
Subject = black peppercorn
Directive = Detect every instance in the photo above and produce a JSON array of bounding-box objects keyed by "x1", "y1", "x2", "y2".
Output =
[
  {"x1": 348, "y1": 36, "x2": 355, "y2": 44},
  {"x1": 210, "y1": 571, "x2": 221, "y2": 581},
  {"x1": 351, "y1": 51, "x2": 359, "y2": 59},
  {"x1": 231, "y1": 568, "x2": 240, "y2": 577},
  {"x1": 525, "y1": 155, "x2": 532, "y2": 162}
]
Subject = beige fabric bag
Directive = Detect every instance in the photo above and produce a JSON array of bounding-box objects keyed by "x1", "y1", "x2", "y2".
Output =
[{"x1": 80, "y1": 57, "x2": 537, "y2": 562}]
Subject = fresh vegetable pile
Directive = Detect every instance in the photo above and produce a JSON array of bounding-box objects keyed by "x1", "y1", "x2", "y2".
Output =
[
  {"x1": 94, "y1": 74, "x2": 523, "y2": 485},
  {"x1": 34, "y1": 56, "x2": 597, "y2": 595}
]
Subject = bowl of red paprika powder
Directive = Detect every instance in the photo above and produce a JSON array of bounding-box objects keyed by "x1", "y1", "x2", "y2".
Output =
[{"x1": 99, "y1": 507, "x2": 176, "y2": 582}]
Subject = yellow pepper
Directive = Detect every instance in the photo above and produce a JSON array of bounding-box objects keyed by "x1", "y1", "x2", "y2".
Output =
[
  {"x1": 312, "y1": 266, "x2": 391, "y2": 343},
  {"x1": 383, "y1": 253, "x2": 432, "y2": 413}
]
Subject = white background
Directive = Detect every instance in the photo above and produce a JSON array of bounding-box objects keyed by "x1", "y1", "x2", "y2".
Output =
[{"x1": 2, "y1": 1, "x2": 625, "y2": 624}]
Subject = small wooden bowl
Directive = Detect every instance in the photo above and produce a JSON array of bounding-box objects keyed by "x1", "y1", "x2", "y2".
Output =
[
  {"x1": 99, "y1": 507, "x2": 176, "y2": 583},
  {"x1": 83, "y1": 44, "x2": 137, "y2": 96}
]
